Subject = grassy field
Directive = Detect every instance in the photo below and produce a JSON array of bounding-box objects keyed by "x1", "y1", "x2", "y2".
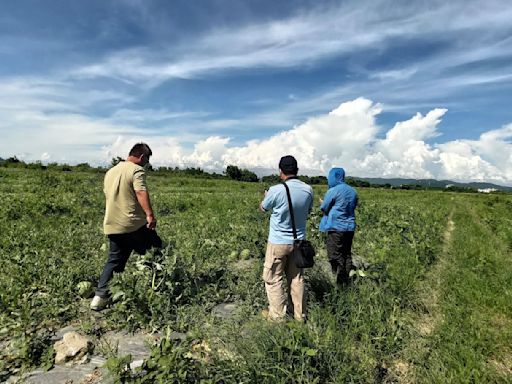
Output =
[{"x1": 1, "y1": 168, "x2": 511, "y2": 383}]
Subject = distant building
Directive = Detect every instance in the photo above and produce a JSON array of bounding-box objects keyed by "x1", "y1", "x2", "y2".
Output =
[{"x1": 477, "y1": 188, "x2": 497, "y2": 193}]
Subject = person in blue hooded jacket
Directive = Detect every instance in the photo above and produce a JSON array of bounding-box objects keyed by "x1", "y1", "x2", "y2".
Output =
[{"x1": 320, "y1": 167, "x2": 358, "y2": 285}]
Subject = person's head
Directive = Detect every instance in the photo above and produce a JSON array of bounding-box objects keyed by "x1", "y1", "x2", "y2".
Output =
[
  {"x1": 128, "y1": 143, "x2": 152, "y2": 166},
  {"x1": 328, "y1": 167, "x2": 345, "y2": 188},
  {"x1": 278, "y1": 155, "x2": 298, "y2": 179}
]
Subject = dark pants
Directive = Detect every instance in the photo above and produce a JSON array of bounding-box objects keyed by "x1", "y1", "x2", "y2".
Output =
[
  {"x1": 96, "y1": 225, "x2": 162, "y2": 298},
  {"x1": 326, "y1": 231, "x2": 354, "y2": 285}
]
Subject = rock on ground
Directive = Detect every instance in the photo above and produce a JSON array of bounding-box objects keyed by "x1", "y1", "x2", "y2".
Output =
[
  {"x1": 54, "y1": 332, "x2": 92, "y2": 365},
  {"x1": 9, "y1": 327, "x2": 186, "y2": 384}
]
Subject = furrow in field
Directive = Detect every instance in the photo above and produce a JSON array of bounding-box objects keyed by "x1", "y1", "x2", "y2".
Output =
[{"x1": 389, "y1": 209, "x2": 455, "y2": 383}]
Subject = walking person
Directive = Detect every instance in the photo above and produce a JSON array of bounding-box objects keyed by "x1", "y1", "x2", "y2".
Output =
[
  {"x1": 91, "y1": 143, "x2": 162, "y2": 311},
  {"x1": 259, "y1": 155, "x2": 313, "y2": 321},
  {"x1": 320, "y1": 167, "x2": 358, "y2": 286}
]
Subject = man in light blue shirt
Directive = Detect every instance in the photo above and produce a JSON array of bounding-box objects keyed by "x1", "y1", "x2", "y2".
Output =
[{"x1": 260, "y1": 155, "x2": 313, "y2": 321}]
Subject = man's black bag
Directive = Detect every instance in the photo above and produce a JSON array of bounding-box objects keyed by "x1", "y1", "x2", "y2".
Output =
[
  {"x1": 293, "y1": 239, "x2": 315, "y2": 268},
  {"x1": 282, "y1": 182, "x2": 315, "y2": 269}
]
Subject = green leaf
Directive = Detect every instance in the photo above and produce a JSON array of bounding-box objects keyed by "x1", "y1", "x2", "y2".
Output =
[{"x1": 112, "y1": 291, "x2": 125, "y2": 303}]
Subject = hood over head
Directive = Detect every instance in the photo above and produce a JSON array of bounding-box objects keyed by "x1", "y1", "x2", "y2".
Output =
[{"x1": 328, "y1": 167, "x2": 345, "y2": 188}]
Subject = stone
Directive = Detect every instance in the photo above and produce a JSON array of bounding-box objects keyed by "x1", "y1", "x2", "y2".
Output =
[
  {"x1": 21, "y1": 363, "x2": 108, "y2": 384},
  {"x1": 51, "y1": 325, "x2": 79, "y2": 342},
  {"x1": 75, "y1": 354, "x2": 91, "y2": 365},
  {"x1": 19, "y1": 331, "x2": 170, "y2": 383},
  {"x1": 212, "y1": 303, "x2": 238, "y2": 318},
  {"x1": 168, "y1": 331, "x2": 187, "y2": 341},
  {"x1": 89, "y1": 355, "x2": 107, "y2": 366},
  {"x1": 0, "y1": 370, "x2": 10, "y2": 382},
  {"x1": 129, "y1": 359, "x2": 144, "y2": 370},
  {"x1": 54, "y1": 332, "x2": 92, "y2": 365},
  {"x1": 102, "y1": 331, "x2": 152, "y2": 360}
]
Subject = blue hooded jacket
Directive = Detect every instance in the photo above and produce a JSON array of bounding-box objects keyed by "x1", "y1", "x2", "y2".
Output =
[{"x1": 319, "y1": 167, "x2": 358, "y2": 232}]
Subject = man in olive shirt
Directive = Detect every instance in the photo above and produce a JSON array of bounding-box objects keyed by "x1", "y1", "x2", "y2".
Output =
[{"x1": 91, "y1": 143, "x2": 161, "y2": 311}]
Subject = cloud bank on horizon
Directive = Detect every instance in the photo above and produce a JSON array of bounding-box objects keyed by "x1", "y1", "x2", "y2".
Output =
[
  {"x1": 103, "y1": 98, "x2": 512, "y2": 185},
  {"x1": 1, "y1": 0, "x2": 512, "y2": 184}
]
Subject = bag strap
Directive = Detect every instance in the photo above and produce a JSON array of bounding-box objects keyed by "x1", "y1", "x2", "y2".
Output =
[{"x1": 282, "y1": 182, "x2": 298, "y2": 240}]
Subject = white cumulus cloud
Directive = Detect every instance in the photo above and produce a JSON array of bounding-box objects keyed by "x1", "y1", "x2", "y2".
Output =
[{"x1": 102, "y1": 98, "x2": 512, "y2": 185}]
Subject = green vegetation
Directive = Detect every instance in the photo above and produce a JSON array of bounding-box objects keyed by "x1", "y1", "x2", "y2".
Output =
[
  {"x1": 4, "y1": 157, "x2": 510, "y2": 193},
  {"x1": 0, "y1": 168, "x2": 511, "y2": 382},
  {"x1": 225, "y1": 165, "x2": 259, "y2": 182}
]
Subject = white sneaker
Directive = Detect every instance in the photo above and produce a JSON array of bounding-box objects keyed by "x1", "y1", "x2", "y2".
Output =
[{"x1": 90, "y1": 295, "x2": 109, "y2": 311}]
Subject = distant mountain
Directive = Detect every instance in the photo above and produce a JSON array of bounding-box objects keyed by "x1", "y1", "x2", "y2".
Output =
[{"x1": 354, "y1": 177, "x2": 512, "y2": 192}]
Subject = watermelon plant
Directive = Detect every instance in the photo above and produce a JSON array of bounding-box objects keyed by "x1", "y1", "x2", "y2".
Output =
[{"x1": 0, "y1": 168, "x2": 511, "y2": 382}]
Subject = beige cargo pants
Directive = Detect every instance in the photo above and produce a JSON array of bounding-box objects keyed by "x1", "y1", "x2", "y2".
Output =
[{"x1": 262, "y1": 243, "x2": 305, "y2": 321}]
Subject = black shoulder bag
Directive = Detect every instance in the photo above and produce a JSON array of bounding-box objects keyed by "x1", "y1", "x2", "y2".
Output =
[{"x1": 282, "y1": 182, "x2": 315, "y2": 268}]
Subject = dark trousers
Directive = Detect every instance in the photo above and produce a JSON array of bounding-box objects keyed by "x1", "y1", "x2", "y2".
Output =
[
  {"x1": 326, "y1": 231, "x2": 354, "y2": 285},
  {"x1": 96, "y1": 225, "x2": 162, "y2": 298}
]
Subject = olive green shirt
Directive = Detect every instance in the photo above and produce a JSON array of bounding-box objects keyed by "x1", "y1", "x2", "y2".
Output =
[{"x1": 103, "y1": 161, "x2": 147, "y2": 235}]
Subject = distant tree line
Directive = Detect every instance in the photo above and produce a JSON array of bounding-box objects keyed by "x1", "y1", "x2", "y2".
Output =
[
  {"x1": 261, "y1": 175, "x2": 330, "y2": 185},
  {"x1": 0, "y1": 156, "x2": 95, "y2": 172},
  {"x1": 0, "y1": 156, "x2": 497, "y2": 193},
  {"x1": 260, "y1": 175, "x2": 371, "y2": 187},
  {"x1": 0, "y1": 157, "x2": 253, "y2": 182}
]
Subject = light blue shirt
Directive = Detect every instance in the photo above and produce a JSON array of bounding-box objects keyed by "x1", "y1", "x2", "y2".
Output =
[{"x1": 261, "y1": 178, "x2": 314, "y2": 244}]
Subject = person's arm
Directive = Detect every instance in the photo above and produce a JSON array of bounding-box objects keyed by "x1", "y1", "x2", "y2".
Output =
[
  {"x1": 259, "y1": 189, "x2": 268, "y2": 212},
  {"x1": 133, "y1": 168, "x2": 157, "y2": 229},
  {"x1": 136, "y1": 190, "x2": 157, "y2": 229},
  {"x1": 308, "y1": 187, "x2": 314, "y2": 214},
  {"x1": 260, "y1": 187, "x2": 275, "y2": 213},
  {"x1": 320, "y1": 189, "x2": 335, "y2": 215}
]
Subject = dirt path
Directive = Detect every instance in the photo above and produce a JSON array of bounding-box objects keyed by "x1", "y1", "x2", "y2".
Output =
[
  {"x1": 389, "y1": 211, "x2": 455, "y2": 383},
  {"x1": 417, "y1": 212, "x2": 454, "y2": 336}
]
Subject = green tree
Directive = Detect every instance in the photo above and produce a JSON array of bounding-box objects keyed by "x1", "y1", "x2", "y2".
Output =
[
  {"x1": 240, "y1": 169, "x2": 258, "y2": 182},
  {"x1": 225, "y1": 165, "x2": 258, "y2": 182},
  {"x1": 225, "y1": 165, "x2": 242, "y2": 180},
  {"x1": 111, "y1": 156, "x2": 124, "y2": 167},
  {"x1": 74, "y1": 163, "x2": 92, "y2": 172}
]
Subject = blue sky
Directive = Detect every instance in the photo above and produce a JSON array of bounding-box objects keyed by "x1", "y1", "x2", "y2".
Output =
[{"x1": 1, "y1": 0, "x2": 512, "y2": 184}]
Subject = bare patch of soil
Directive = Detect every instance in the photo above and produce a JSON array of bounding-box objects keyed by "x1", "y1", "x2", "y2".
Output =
[
  {"x1": 385, "y1": 360, "x2": 415, "y2": 383},
  {"x1": 488, "y1": 355, "x2": 512, "y2": 376},
  {"x1": 417, "y1": 316, "x2": 435, "y2": 337}
]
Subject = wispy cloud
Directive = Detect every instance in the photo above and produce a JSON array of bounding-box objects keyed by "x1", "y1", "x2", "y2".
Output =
[
  {"x1": 0, "y1": 77, "x2": 151, "y2": 162},
  {"x1": 0, "y1": 76, "x2": 237, "y2": 161},
  {"x1": 109, "y1": 108, "x2": 211, "y2": 123},
  {"x1": 0, "y1": 77, "x2": 135, "y2": 113},
  {"x1": 71, "y1": 1, "x2": 512, "y2": 86}
]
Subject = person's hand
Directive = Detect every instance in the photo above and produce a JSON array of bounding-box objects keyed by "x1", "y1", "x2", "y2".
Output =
[
  {"x1": 264, "y1": 189, "x2": 268, "y2": 196},
  {"x1": 319, "y1": 198, "x2": 323, "y2": 205},
  {"x1": 146, "y1": 214, "x2": 157, "y2": 230}
]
